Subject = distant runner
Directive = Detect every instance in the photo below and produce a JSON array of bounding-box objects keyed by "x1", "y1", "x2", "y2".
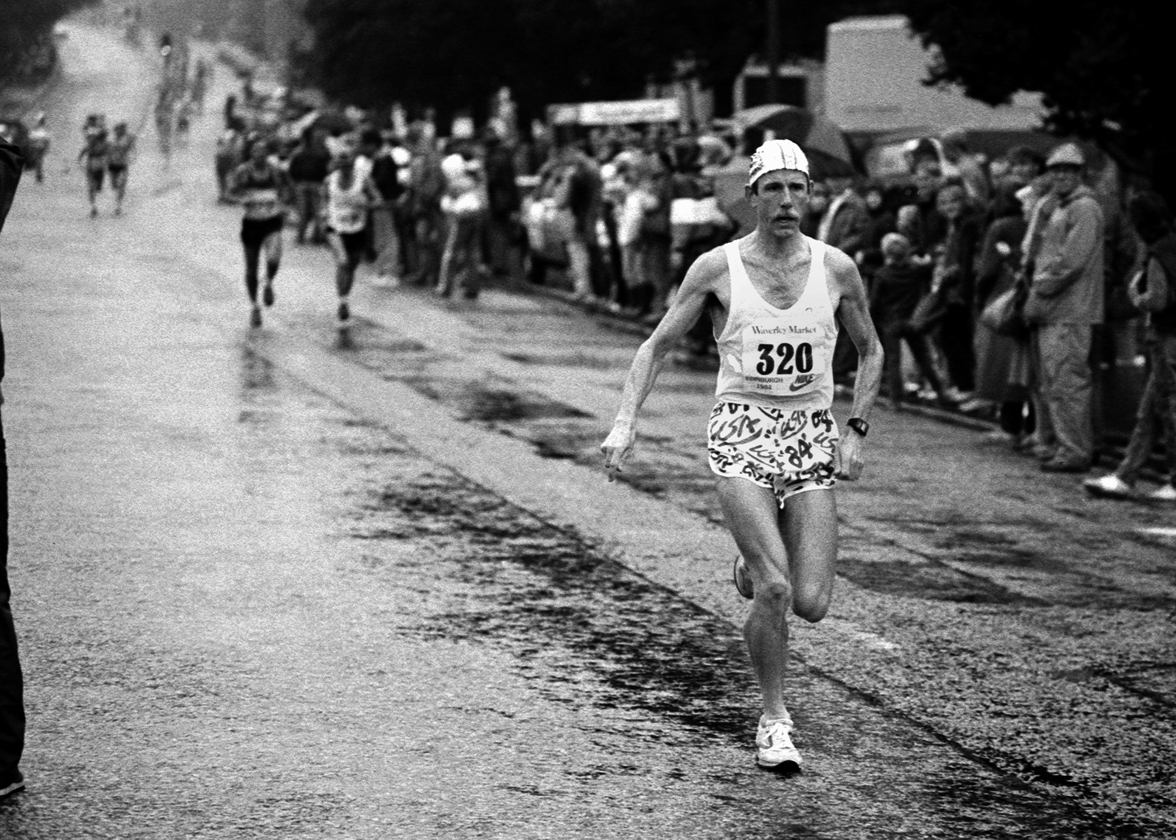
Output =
[
  {"x1": 227, "y1": 136, "x2": 292, "y2": 328},
  {"x1": 323, "y1": 146, "x2": 383, "y2": 329},
  {"x1": 78, "y1": 128, "x2": 110, "y2": 217},
  {"x1": 27, "y1": 114, "x2": 51, "y2": 183},
  {"x1": 601, "y1": 140, "x2": 883, "y2": 773},
  {"x1": 106, "y1": 123, "x2": 136, "y2": 215}
]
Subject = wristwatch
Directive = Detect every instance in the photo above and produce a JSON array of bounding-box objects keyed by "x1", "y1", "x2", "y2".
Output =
[{"x1": 846, "y1": 417, "x2": 870, "y2": 437}]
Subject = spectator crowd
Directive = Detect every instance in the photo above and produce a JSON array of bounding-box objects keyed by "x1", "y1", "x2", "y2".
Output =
[{"x1": 214, "y1": 81, "x2": 1176, "y2": 500}]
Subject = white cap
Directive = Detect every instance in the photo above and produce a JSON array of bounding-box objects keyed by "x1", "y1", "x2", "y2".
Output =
[
  {"x1": 748, "y1": 139, "x2": 810, "y2": 187},
  {"x1": 1045, "y1": 142, "x2": 1084, "y2": 169}
]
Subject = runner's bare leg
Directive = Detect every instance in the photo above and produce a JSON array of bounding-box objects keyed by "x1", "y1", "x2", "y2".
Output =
[{"x1": 719, "y1": 479, "x2": 837, "y2": 720}]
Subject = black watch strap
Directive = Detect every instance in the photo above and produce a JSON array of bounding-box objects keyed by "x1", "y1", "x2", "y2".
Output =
[{"x1": 846, "y1": 417, "x2": 869, "y2": 437}]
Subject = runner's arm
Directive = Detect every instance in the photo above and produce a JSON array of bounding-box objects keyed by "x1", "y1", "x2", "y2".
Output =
[
  {"x1": 828, "y1": 247, "x2": 883, "y2": 480},
  {"x1": 601, "y1": 248, "x2": 723, "y2": 480}
]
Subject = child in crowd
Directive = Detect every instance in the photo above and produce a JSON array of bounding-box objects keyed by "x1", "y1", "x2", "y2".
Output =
[{"x1": 870, "y1": 232, "x2": 951, "y2": 408}]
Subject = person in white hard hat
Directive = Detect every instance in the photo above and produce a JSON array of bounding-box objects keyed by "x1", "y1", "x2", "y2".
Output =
[
  {"x1": 601, "y1": 139, "x2": 883, "y2": 772},
  {"x1": 1021, "y1": 141, "x2": 1105, "y2": 472}
]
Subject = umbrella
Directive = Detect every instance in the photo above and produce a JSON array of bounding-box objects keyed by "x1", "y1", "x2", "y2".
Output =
[
  {"x1": 732, "y1": 104, "x2": 856, "y2": 176},
  {"x1": 696, "y1": 133, "x2": 734, "y2": 167}
]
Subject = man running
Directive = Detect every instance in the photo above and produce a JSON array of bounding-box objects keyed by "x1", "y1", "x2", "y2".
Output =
[
  {"x1": 106, "y1": 122, "x2": 136, "y2": 215},
  {"x1": 601, "y1": 139, "x2": 883, "y2": 772},
  {"x1": 227, "y1": 136, "x2": 292, "y2": 328},
  {"x1": 78, "y1": 127, "x2": 110, "y2": 217},
  {"x1": 27, "y1": 114, "x2": 50, "y2": 184},
  {"x1": 323, "y1": 145, "x2": 383, "y2": 328}
]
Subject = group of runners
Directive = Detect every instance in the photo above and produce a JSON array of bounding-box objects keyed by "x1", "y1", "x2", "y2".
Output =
[
  {"x1": 222, "y1": 132, "x2": 386, "y2": 330},
  {"x1": 5, "y1": 111, "x2": 136, "y2": 217},
  {"x1": 77, "y1": 114, "x2": 137, "y2": 217}
]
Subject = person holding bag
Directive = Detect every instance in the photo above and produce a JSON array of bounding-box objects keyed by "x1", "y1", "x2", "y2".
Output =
[
  {"x1": 1084, "y1": 190, "x2": 1176, "y2": 501},
  {"x1": 974, "y1": 184, "x2": 1039, "y2": 445}
]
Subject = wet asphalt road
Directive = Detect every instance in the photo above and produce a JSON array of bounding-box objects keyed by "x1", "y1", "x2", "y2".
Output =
[{"x1": 1, "y1": 21, "x2": 1175, "y2": 839}]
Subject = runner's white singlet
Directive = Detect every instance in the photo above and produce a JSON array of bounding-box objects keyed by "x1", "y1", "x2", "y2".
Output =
[
  {"x1": 714, "y1": 236, "x2": 838, "y2": 411},
  {"x1": 326, "y1": 170, "x2": 369, "y2": 234}
]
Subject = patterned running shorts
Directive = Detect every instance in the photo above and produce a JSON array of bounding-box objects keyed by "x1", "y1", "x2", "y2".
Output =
[{"x1": 707, "y1": 402, "x2": 839, "y2": 507}]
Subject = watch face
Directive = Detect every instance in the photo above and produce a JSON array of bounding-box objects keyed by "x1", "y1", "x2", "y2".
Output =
[{"x1": 848, "y1": 418, "x2": 869, "y2": 436}]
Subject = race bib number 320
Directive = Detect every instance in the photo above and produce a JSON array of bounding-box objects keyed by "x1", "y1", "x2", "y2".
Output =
[{"x1": 740, "y1": 320, "x2": 830, "y2": 396}]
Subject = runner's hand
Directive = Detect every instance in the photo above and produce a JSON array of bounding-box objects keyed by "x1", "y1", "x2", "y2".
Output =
[
  {"x1": 601, "y1": 423, "x2": 636, "y2": 482},
  {"x1": 836, "y1": 431, "x2": 865, "y2": 481}
]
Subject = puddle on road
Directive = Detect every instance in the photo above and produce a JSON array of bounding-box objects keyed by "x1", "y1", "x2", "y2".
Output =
[
  {"x1": 241, "y1": 348, "x2": 278, "y2": 392},
  {"x1": 836, "y1": 556, "x2": 1042, "y2": 606},
  {"x1": 1053, "y1": 661, "x2": 1176, "y2": 708},
  {"x1": 502, "y1": 351, "x2": 618, "y2": 370},
  {"x1": 855, "y1": 512, "x2": 1176, "y2": 610},
  {"x1": 403, "y1": 376, "x2": 591, "y2": 424},
  {"x1": 350, "y1": 470, "x2": 757, "y2": 743}
]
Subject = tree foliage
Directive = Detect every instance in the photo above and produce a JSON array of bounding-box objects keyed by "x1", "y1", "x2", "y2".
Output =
[
  {"x1": 899, "y1": 0, "x2": 1173, "y2": 192},
  {"x1": 0, "y1": 0, "x2": 96, "y2": 82},
  {"x1": 302, "y1": 0, "x2": 895, "y2": 125}
]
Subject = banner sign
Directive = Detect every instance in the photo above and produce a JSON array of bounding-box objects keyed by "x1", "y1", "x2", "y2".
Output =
[{"x1": 549, "y1": 98, "x2": 680, "y2": 126}]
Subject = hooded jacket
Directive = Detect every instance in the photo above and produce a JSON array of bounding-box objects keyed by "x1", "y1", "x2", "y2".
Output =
[{"x1": 1024, "y1": 184, "x2": 1105, "y2": 324}]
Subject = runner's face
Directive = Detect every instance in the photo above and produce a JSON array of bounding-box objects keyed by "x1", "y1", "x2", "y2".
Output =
[{"x1": 750, "y1": 170, "x2": 809, "y2": 236}]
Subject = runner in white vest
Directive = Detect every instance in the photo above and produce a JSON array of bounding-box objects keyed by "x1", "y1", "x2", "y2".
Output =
[
  {"x1": 324, "y1": 146, "x2": 383, "y2": 328},
  {"x1": 602, "y1": 139, "x2": 883, "y2": 772}
]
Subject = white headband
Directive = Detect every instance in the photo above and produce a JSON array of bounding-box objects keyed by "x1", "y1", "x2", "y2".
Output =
[{"x1": 748, "y1": 139, "x2": 810, "y2": 187}]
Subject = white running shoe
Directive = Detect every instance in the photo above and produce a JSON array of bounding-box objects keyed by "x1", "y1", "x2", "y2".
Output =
[
  {"x1": 1083, "y1": 474, "x2": 1134, "y2": 500},
  {"x1": 1148, "y1": 484, "x2": 1176, "y2": 502},
  {"x1": 756, "y1": 716, "x2": 802, "y2": 771}
]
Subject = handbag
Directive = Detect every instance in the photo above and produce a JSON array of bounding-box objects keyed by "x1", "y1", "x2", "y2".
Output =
[
  {"x1": 1131, "y1": 258, "x2": 1173, "y2": 315},
  {"x1": 1021, "y1": 288, "x2": 1049, "y2": 324},
  {"x1": 1106, "y1": 277, "x2": 1141, "y2": 321},
  {"x1": 980, "y1": 280, "x2": 1030, "y2": 338}
]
